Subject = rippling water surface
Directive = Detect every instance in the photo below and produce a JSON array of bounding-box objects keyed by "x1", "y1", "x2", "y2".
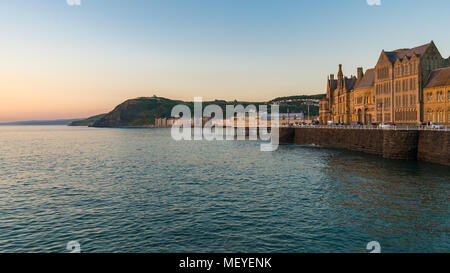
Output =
[{"x1": 0, "y1": 126, "x2": 448, "y2": 253}]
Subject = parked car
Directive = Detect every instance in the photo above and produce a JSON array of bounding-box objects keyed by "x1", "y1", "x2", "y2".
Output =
[
  {"x1": 378, "y1": 123, "x2": 393, "y2": 129},
  {"x1": 427, "y1": 122, "x2": 444, "y2": 129},
  {"x1": 350, "y1": 122, "x2": 363, "y2": 126},
  {"x1": 327, "y1": 120, "x2": 336, "y2": 126}
]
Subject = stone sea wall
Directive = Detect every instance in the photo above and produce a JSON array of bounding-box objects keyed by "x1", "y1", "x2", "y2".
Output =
[{"x1": 279, "y1": 128, "x2": 450, "y2": 166}]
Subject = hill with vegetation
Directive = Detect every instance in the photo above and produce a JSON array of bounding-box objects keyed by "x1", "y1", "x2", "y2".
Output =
[
  {"x1": 269, "y1": 94, "x2": 326, "y2": 102},
  {"x1": 91, "y1": 97, "x2": 264, "y2": 127},
  {"x1": 73, "y1": 94, "x2": 325, "y2": 127},
  {"x1": 269, "y1": 94, "x2": 325, "y2": 117},
  {"x1": 92, "y1": 97, "x2": 189, "y2": 127}
]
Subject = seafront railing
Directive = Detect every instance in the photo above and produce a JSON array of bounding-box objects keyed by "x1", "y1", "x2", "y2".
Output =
[{"x1": 281, "y1": 124, "x2": 450, "y2": 131}]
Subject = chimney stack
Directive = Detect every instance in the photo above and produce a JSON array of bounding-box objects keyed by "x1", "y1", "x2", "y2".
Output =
[{"x1": 357, "y1": 67, "x2": 364, "y2": 80}]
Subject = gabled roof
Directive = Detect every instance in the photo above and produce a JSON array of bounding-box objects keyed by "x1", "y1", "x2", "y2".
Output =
[
  {"x1": 328, "y1": 77, "x2": 357, "y2": 93},
  {"x1": 384, "y1": 42, "x2": 431, "y2": 63},
  {"x1": 355, "y1": 68, "x2": 375, "y2": 89},
  {"x1": 424, "y1": 67, "x2": 450, "y2": 88}
]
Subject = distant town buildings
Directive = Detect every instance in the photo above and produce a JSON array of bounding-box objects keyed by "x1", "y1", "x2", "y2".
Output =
[
  {"x1": 154, "y1": 118, "x2": 177, "y2": 128},
  {"x1": 154, "y1": 112, "x2": 308, "y2": 128},
  {"x1": 319, "y1": 41, "x2": 450, "y2": 125},
  {"x1": 269, "y1": 99, "x2": 320, "y2": 107}
]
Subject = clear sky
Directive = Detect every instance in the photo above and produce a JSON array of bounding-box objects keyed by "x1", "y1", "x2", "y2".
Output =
[{"x1": 1, "y1": 0, "x2": 450, "y2": 122}]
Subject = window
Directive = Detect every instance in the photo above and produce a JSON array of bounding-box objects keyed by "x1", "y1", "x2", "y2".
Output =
[
  {"x1": 378, "y1": 67, "x2": 389, "y2": 79},
  {"x1": 383, "y1": 98, "x2": 391, "y2": 109},
  {"x1": 412, "y1": 95, "x2": 416, "y2": 105},
  {"x1": 437, "y1": 91, "x2": 444, "y2": 102},
  {"x1": 377, "y1": 114, "x2": 382, "y2": 122},
  {"x1": 357, "y1": 97, "x2": 363, "y2": 105}
]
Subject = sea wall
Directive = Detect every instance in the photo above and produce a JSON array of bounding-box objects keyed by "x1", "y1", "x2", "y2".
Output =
[
  {"x1": 417, "y1": 130, "x2": 450, "y2": 166},
  {"x1": 279, "y1": 127, "x2": 450, "y2": 166}
]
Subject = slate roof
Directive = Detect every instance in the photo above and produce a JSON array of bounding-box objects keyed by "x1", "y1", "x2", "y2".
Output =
[
  {"x1": 355, "y1": 68, "x2": 375, "y2": 89},
  {"x1": 345, "y1": 77, "x2": 357, "y2": 90},
  {"x1": 384, "y1": 43, "x2": 431, "y2": 63},
  {"x1": 424, "y1": 67, "x2": 450, "y2": 88}
]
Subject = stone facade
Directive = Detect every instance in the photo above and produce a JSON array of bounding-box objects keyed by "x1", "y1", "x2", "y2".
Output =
[
  {"x1": 423, "y1": 67, "x2": 450, "y2": 125},
  {"x1": 352, "y1": 68, "x2": 376, "y2": 124},
  {"x1": 320, "y1": 41, "x2": 450, "y2": 125}
]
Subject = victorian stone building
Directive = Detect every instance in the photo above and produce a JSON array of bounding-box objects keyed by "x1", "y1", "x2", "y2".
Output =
[
  {"x1": 319, "y1": 41, "x2": 450, "y2": 125},
  {"x1": 423, "y1": 67, "x2": 450, "y2": 124}
]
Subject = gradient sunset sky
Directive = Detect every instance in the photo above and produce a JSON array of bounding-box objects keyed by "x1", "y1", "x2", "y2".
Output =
[{"x1": 1, "y1": 0, "x2": 450, "y2": 122}]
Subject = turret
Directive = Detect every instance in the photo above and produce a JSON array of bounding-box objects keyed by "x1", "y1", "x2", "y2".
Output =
[{"x1": 338, "y1": 64, "x2": 343, "y2": 89}]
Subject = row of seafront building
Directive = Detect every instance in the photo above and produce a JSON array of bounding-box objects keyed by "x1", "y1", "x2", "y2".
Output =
[
  {"x1": 319, "y1": 41, "x2": 450, "y2": 126},
  {"x1": 154, "y1": 113, "x2": 309, "y2": 128}
]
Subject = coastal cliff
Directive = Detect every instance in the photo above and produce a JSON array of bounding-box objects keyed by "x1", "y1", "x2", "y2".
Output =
[{"x1": 92, "y1": 97, "x2": 188, "y2": 128}]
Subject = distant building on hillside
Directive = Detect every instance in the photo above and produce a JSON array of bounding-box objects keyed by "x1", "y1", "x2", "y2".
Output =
[{"x1": 155, "y1": 118, "x2": 177, "y2": 128}]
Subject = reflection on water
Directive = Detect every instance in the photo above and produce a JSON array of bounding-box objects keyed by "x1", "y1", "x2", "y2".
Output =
[{"x1": 0, "y1": 126, "x2": 448, "y2": 253}]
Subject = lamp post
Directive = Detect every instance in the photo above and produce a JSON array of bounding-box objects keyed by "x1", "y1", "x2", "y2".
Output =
[{"x1": 287, "y1": 108, "x2": 290, "y2": 127}]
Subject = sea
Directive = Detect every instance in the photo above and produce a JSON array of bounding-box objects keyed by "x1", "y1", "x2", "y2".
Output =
[{"x1": 0, "y1": 126, "x2": 448, "y2": 252}]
